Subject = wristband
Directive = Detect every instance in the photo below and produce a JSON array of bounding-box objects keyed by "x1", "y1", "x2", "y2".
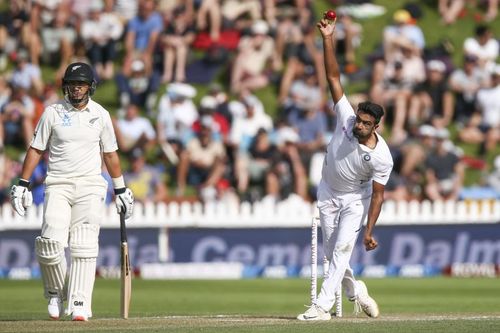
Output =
[
  {"x1": 112, "y1": 176, "x2": 126, "y2": 189},
  {"x1": 18, "y1": 178, "x2": 30, "y2": 188},
  {"x1": 114, "y1": 187, "x2": 126, "y2": 195}
]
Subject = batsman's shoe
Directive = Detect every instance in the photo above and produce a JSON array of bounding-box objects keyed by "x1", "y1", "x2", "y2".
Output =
[
  {"x1": 297, "y1": 304, "x2": 331, "y2": 321},
  {"x1": 71, "y1": 307, "x2": 88, "y2": 321},
  {"x1": 354, "y1": 280, "x2": 379, "y2": 318},
  {"x1": 48, "y1": 297, "x2": 63, "y2": 320}
]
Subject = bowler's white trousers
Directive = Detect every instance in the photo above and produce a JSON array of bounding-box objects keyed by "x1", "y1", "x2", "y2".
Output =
[{"x1": 315, "y1": 180, "x2": 371, "y2": 312}]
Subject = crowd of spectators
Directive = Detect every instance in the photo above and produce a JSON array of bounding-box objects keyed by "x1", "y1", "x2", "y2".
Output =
[{"x1": 0, "y1": 0, "x2": 499, "y2": 206}]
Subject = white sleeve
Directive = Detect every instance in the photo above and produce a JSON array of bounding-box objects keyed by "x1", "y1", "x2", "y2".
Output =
[
  {"x1": 100, "y1": 111, "x2": 119, "y2": 153},
  {"x1": 334, "y1": 94, "x2": 355, "y2": 131}
]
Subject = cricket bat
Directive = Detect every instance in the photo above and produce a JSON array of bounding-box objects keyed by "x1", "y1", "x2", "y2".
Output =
[{"x1": 120, "y1": 211, "x2": 131, "y2": 319}]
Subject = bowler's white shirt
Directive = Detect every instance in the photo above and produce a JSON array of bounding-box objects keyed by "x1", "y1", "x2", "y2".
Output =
[
  {"x1": 322, "y1": 95, "x2": 393, "y2": 193},
  {"x1": 31, "y1": 98, "x2": 118, "y2": 178}
]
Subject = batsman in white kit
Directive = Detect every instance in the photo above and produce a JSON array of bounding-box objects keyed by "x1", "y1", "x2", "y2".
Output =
[
  {"x1": 297, "y1": 17, "x2": 393, "y2": 320},
  {"x1": 10, "y1": 62, "x2": 135, "y2": 321}
]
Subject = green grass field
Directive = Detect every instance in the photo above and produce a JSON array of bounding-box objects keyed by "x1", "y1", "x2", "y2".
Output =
[{"x1": 1, "y1": 277, "x2": 499, "y2": 332}]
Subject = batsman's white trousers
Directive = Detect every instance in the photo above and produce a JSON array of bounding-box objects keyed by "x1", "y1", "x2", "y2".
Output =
[
  {"x1": 315, "y1": 180, "x2": 370, "y2": 312},
  {"x1": 41, "y1": 175, "x2": 108, "y2": 246}
]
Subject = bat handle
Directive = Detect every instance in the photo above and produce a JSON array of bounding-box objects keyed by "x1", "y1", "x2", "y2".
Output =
[{"x1": 120, "y1": 211, "x2": 127, "y2": 243}]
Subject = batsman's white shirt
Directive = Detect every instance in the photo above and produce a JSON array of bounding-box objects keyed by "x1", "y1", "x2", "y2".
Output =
[
  {"x1": 31, "y1": 99, "x2": 118, "y2": 177},
  {"x1": 322, "y1": 95, "x2": 393, "y2": 193}
]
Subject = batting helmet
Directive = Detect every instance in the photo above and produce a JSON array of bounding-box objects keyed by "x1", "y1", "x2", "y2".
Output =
[{"x1": 62, "y1": 62, "x2": 96, "y2": 96}]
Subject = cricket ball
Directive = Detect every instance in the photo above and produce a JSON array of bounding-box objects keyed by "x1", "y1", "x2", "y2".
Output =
[{"x1": 324, "y1": 10, "x2": 337, "y2": 21}]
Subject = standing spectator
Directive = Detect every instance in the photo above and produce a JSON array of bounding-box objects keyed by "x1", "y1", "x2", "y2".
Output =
[
  {"x1": 122, "y1": 0, "x2": 163, "y2": 76},
  {"x1": 424, "y1": 128, "x2": 465, "y2": 201},
  {"x1": 124, "y1": 147, "x2": 168, "y2": 203},
  {"x1": 160, "y1": 5, "x2": 196, "y2": 83},
  {"x1": 114, "y1": 103, "x2": 156, "y2": 154},
  {"x1": 80, "y1": 0, "x2": 124, "y2": 80},
  {"x1": 463, "y1": 25, "x2": 499, "y2": 73}
]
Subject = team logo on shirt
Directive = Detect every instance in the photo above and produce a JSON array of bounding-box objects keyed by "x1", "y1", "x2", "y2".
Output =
[
  {"x1": 363, "y1": 154, "x2": 371, "y2": 161},
  {"x1": 89, "y1": 117, "x2": 99, "y2": 125},
  {"x1": 62, "y1": 113, "x2": 72, "y2": 127}
]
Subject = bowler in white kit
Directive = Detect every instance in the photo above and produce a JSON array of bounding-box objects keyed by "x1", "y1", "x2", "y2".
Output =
[
  {"x1": 298, "y1": 16, "x2": 393, "y2": 320},
  {"x1": 10, "y1": 62, "x2": 135, "y2": 321}
]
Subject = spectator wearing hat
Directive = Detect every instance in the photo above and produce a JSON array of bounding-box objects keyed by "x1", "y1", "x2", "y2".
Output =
[
  {"x1": 156, "y1": 82, "x2": 198, "y2": 163},
  {"x1": 448, "y1": 54, "x2": 490, "y2": 126},
  {"x1": 80, "y1": 0, "x2": 124, "y2": 80},
  {"x1": 408, "y1": 59, "x2": 454, "y2": 130},
  {"x1": 424, "y1": 128, "x2": 465, "y2": 201},
  {"x1": 230, "y1": 20, "x2": 277, "y2": 94},
  {"x1": 382, "y1": 9, "x2": 425, "y2": 62},
  {"x1": 458, "y1": 65, "x2": 500, "y2": 155},
  {"x1": 115, "y1": 58, "x2": 161, "y2": 114},
  {"x1": 124, "y1": 147, "x2": 168, "y2": 203},
  {"x1": 192, "y1": 95, "x2": 230, "y2": 143},
  {"x1": 176, "y1": 119, "x2": 227, "y2": 201}
]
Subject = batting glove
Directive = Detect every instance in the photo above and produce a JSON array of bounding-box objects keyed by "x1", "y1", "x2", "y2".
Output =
[
  {"x1": 115, "y1": 187, "x2": 134, "y2": 219},
  {"x1": 10, "y1": 179, "x2": 33, "y2": 217}
]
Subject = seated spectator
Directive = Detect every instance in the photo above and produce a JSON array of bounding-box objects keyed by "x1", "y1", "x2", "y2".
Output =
[
  {"x1": 156, "y1": 82, "x2": 198, "y2": 162},
  {"x1": 383, "y1": 9, "x2": 425, "y2": 61},
  {"x1": 122, "y1": 0, "x2": 163, "y2": 76},
  {"x1": 0, "y1": 83, "x2": 34, "y2": 148},
  {"x1": 124, "y1": 147, "x2": 168, "y2": 203},
  {"x1": 370, "y1": 45, "x2": 425, "y2": 143},
  {"x1": 333, "y1": 9, "x2": 363, "y2": 73},
  {"x1": 0, "y1": 144, "x2": 21, "y2": 204},
  {"x1": 115, "y1": 103, "x2": 156, "y2": 154},
  {"x1": 265, "y1": 125, "x2": 307, "y2": 202},
  {"x1": 463, "y1": 24, "x2": 499, "y2": 73},
  {"x1": 0, "y1": 0, "x2": 31, "y2": 71},
  {"x1": 160, "y1": 5, "x2": 196, "y2": 83},
  {"x1": 230, "y1": 20, "x2": 277, "y2": 94},
  {"x1": 384, "y1": 170, "x2": 410, "y2": 202},
  {"x1": 486, "y1": 156, "x2": 500, "y2": 195},
  {"x1": 408, "y1": 59, "x2": 454, "y2": 130},
  {"x1": 221, "y1": 0, "x2": 262, "y2": 28},
  {"x1": 234, "y1": 128, "x2": 279, "y2": 200},
  {"x1": 448, "y1": 54, "x2": 490, "y2": 126},
  {"x1": 424, "y1": 128, "x2": 465, "y2": 201},
  {"x1": 438, "y1": 0, "x2": 466, "y2": 25},
  {"x1": 195, "y1": 0, "x2": 222, "y2": 42},
  {"x1": 286, "y1": 97, "x2": 327, "y2": 173},
  {"x1": 80, "y1": 0, "x2": 124, "y2": 80},
  {"x1": 458, "y1": 65, "x2": 500, "y2": 155},
  {"x1": 9, "y1": 48, "x2": 44, "y2": 97},
  {"x1": 115, "y1": 58, "x2": 161, "y2": 114},
  {"x1": 192, "y1": 95, "x2": 230, "y2": 144},
  {"x1": 176, "y1": 121, "x2": 227, "y2": 201}
]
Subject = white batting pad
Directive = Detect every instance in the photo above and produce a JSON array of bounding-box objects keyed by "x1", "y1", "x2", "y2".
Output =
[
  {"x1": 66, "y1": 224, "x2": 99, "y2": 317},
  {"x1": 35, "y1": 237, "x2": 67, "y2": 299}
]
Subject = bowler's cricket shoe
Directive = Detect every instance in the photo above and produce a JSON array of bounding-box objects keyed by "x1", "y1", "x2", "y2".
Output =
[
  {"x1": 297, "y1": 304, "x2": 331, "y2": 321},
  {"x1": 71, "y1": 307, "x2": 88, "y2": 321},
  {"x1": 354, "y1": 280, "x2": 379, "y2": 318},
  {"x1": 48, "y1": 297, "x2": 63, "y2": 320}
]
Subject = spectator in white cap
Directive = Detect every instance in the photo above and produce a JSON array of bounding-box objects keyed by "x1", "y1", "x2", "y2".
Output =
[
  {"x1": 191, "y1": 95, "x2": 230, "y2": 144},
  {"x1": 156, "y1": 83, "x2": 198, "y2": 159},
  {"x1": 408, "y1": 59, "x2": 454, "y2": 130},
  {"x1": 230, "y1": 20, "x2": 278, "y2": 93}
]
